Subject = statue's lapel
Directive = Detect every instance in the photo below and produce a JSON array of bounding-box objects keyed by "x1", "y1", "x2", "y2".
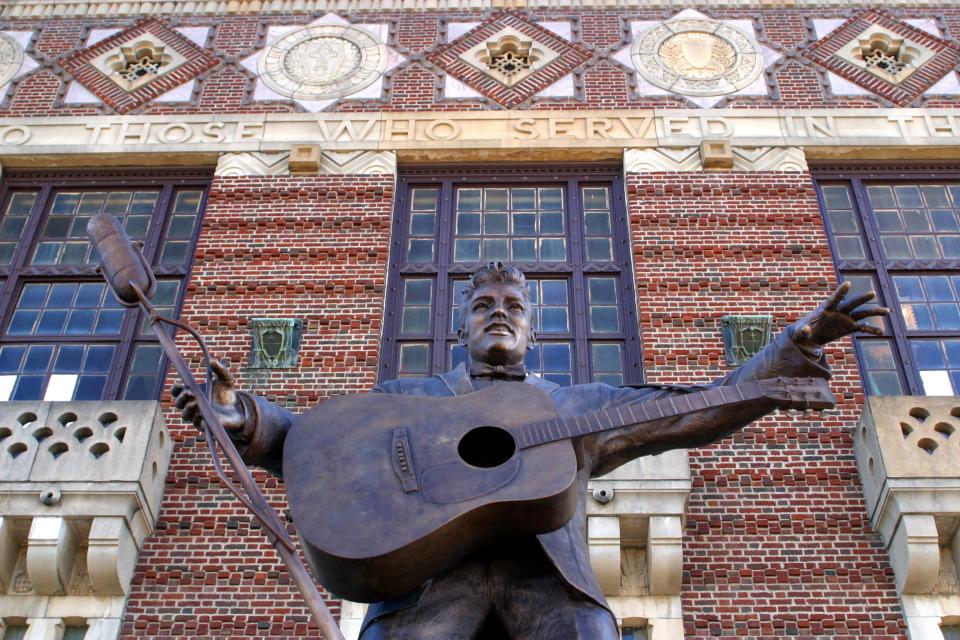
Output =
[
  {"x1": 524, "y1": 373, "x2": 560, "y2": 396},
  {"x1": 437, "y1": 363, "x2": 474, "y2": 396}
]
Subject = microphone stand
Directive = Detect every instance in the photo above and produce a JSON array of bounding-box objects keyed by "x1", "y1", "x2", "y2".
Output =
[{"x1": 126, "y1": 280, "x2": 345, "y2": 640}]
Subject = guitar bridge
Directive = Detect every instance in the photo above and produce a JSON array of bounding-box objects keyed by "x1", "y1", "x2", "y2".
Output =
[{"x1": 391, "y1": 428, "x2": 419, "y2": 493}]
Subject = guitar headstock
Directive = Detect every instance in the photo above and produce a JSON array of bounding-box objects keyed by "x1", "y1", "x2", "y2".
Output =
[{"x1": 758, "y1": 377, "x2": 836, "y2": 411}]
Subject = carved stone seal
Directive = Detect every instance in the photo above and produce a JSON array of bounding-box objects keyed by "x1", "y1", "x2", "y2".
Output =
[
  {"x1": 0, "y1": 33, "x2": 24, "y2": 87},
  {"x1": 259, "y1": 24, "x2": 388, "y2": 101},
  {"x1": 631, "y1": 18, "x2": 763, "y2": 97}
]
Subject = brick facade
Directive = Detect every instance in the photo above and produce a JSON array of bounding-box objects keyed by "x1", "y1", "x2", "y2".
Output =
[
  {"x1": 627, "y1": 172, "x2": 906, "y2": 638},
  {"x1": 0, "y1": 8, "x2": 959, "y2": 116},
  {"x1": 1, "y1": 3, "x2": 960, "y2": 639},
  {"x1": 120, "y1": 175, "x2": 393, "y2": 638}
]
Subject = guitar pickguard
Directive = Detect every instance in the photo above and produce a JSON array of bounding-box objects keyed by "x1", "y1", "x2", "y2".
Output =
[{"x1": 419, "y1": 456, "x2": 520, "y2": 504}]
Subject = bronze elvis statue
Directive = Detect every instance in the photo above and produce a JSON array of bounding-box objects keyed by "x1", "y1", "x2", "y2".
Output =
[{"x1": 173, "y1": 262, "x2": 888, "y2": 640}]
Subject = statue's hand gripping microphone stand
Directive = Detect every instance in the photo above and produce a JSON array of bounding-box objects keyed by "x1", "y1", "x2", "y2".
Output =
[{"x1": 87, "y1": 214, "x2": 344, "y2": 640}]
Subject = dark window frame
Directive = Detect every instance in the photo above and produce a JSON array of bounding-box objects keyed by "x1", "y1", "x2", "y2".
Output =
[
  {"x1": 814, "y1": 166, "x2": 960, "y2": 395},
  {"x1": 380, "y1": 164, "x2": 643, "y2": 385},
  {"x1": 0, "y1": 168, "x2": 211, "y2": 401}
]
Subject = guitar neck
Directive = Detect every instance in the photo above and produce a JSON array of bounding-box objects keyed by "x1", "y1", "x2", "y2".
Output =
[{"x1": 513, "y1": 382, "x2": 767, "y2": 450}]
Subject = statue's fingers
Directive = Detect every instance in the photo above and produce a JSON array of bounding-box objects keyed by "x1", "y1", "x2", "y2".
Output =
[
  {"x1": 796, "y1": 323, "x2": 813, "y2": 341},
  {"x1": 170, "y1": 381, "x2": 183, "y2": 398},
  {"x1": 180, "y1": 398, "x2": 199, "y2": 423},
  {"x1": 173, "y1": 389, "x2": 195, "y2": 410},
  {"x1": 825, "y1": 281, "x2": 851, "y2": 310},
  {"x1": 856, "y1": 323, "x2": 884, "y2": 336},
  {"x1": 849, "y1": 306, "x2": 890, "y2": 321},
  {"x1": 210, "y1": 359, "x2": 236, "y2": 386},
  {"x1": 838, "y1": 290, "x2": 876, "y2": 314}
]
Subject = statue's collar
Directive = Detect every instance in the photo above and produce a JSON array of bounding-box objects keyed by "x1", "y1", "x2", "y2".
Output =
[{"x1": 437, "y1": 363, "x2": 560, "y2": 397}]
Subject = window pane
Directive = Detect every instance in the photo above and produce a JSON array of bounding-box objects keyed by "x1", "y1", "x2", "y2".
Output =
[
  {"x1": 942, "y1": 626, "x2": 960, "y2": 640},
  {"x1": 123, "y1": 344, "x2": 165, "y2": 400},
  {"x1": 0, "y1": 343, "x2": 116, "y2": 401},
  {"x1": 31, "y1": 189, "x2": 159, "y2": 265},
  {"x1": 453, "y1": 186, "x2": 568, "y2": 263},
  {"x1": 526, "y1": 342, "x2": 573, "y2": 386},
  {"x1": 62, "y1": 627, "x2": 89, "y2": 640},
  {"x1": 8, "y1": 283, "x2": 124, "y2": 337},
  {"x1": 2, "y1": 625, "x2": 28, "y2": 640},
  {"x1": 911, "y1": 339, "x2": 960, "y2": 395},
  {"x1": 399, "y1": 343, "x2": 430, "y2": 376},
  {"x1": 893, "y1": 275, "x2": 960, "y2": 332},
  {"x1": 139, "y1": 280, "x2": 182, "y2": 335},
  {"x1": 0, "y1": 191, "x2": 37, "y2": 265},
  {"x1": 400, "y1": 279, "x2": 433, "y2": 335}
]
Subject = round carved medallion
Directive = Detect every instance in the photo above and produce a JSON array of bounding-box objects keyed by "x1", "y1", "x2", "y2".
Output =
[
  {"x1": 259, "y1": 24, "x2": 387, "y2": 101},
  {"x1": 0, "y1": 33, "x2": 24, "y2": 88},
  {"x1": 631, "y1": 19, "x2": 763, "y2": 97}
]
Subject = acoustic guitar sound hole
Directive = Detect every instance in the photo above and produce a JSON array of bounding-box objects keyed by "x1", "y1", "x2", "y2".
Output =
[{"x1": 458, "y1": 426, "x2": 517, "y2": 468}]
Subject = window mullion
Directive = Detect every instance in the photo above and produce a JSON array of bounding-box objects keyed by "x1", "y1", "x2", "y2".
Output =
[
  {"x1": 144, "y1": 183, "x2": 175, "y2": 263},
  {"x1": 567, "y1": 178, "x2": 590, "y2": 384},
  {"x1": 380, "y1": 178, "x2": 409, "y2": 381},
  {"x1": 435, "y1": 179, "x2": 455, "y2": 375},
  {"x1": 613, "y1": 172, "x2": 642, "y2": 385}
]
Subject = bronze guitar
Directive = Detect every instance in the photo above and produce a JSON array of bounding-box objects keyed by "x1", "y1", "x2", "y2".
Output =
[{"x1": 283, "y1": 376, "x2": 834, "y2": 603}]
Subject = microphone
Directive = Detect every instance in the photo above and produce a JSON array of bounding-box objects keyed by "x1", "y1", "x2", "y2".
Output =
[{"x1": 87, "y1": 214, "x2": 156, "y2": 306}]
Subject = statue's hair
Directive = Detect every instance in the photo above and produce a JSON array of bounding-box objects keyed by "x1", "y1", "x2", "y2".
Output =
[{"x1": 457, "y1": 261, "x2": 531, "y2": 336}]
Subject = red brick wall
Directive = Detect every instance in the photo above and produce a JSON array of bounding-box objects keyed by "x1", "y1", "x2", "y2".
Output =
[
  {"x1": 626, "y1": 171, "x2": 906, "y2": 639},
  {"x1": 2, "y1": 8, "x2": 960, "y2": 116},
  {"x1": 120, "y1": 174, "x2": 393, "y2": 639}
]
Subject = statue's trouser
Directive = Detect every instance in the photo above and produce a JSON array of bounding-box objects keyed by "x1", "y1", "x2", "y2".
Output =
[{"x1": 360, "y1": 539, "x2": 619, "y2": 640}]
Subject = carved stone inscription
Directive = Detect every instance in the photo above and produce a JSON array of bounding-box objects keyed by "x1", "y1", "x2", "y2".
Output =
[{"x1": 1, "y1": 110, "x2": 960, "y2": 154}]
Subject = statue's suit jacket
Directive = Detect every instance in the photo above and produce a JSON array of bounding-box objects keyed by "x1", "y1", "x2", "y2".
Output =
[{"x1": 241, "y1": 331, "x2": 829, "y2": 634}]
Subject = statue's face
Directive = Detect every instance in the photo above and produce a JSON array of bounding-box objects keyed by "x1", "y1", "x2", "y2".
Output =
[{"x1": 463, "y1": 282, "x2": 533, "y2": 366}]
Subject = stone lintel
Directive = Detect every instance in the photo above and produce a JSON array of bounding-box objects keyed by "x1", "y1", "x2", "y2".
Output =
[{"x1": 0, "y1": 109, "x2": 959, "y2": 168}]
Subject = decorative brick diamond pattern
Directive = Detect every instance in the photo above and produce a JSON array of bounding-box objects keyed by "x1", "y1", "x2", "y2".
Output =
[
  {"x1": 59, "y1": 17, "x2": 218, "y2": 113},
  {"x1": 427, "y1": 12, "x2": 590, "y2": 108},
  {"x1": 802, "y1": 9, "x2": 960, "y2": 106}
]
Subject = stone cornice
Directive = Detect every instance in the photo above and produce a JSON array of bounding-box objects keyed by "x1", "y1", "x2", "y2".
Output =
[
  {"x1": 1, "y1": 108, "x2": 960, "y2": 166},
  {"x1": 0, "y1": 0, "x2": 945, "y2": 19}
]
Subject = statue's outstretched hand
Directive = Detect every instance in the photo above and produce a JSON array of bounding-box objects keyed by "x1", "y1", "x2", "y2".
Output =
[
  {"x1": 171, "y1": 359, "x2": 246, "y2": 436},
  {"x1": 792, "y1": 281, "x2": 890, "y2": 354}
]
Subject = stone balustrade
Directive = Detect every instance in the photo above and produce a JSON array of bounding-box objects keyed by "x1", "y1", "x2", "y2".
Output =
[
  {"x1": 855, "y1": 395, "x2": 960, "y2": 640},
  {"x1": 0, "y1": 401, "x2": 171, "y2": 640}
]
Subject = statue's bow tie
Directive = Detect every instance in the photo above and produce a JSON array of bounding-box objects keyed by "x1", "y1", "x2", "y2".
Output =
[{"x1": 469, "y1": 362, "x2": 527, "y2": 381}]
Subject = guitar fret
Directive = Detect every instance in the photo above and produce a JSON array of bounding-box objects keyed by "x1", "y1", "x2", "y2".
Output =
[{"x1": 513, "y1": 377, "x2": 816, "y2": 449}]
